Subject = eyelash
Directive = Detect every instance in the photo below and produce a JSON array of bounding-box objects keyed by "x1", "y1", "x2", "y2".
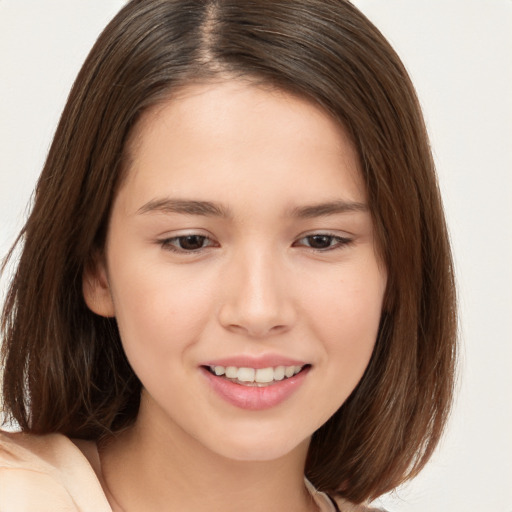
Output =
[
  {"x1": 293, "y1": 234, "x2": 353, "y2": 251},
  {"x1": 158, "y1": 235, "x2": 217, "y2": 254},
  {"x1": 157, "y1": 233, "x2": 353, "y2": 254}
]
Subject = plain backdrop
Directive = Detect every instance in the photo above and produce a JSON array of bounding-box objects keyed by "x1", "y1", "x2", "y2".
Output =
[{"x1": 1, "y1": 1, "x2": 511, "y2": 511}]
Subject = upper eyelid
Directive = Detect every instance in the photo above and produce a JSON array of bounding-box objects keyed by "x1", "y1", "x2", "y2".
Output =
[
  {"x1": 160, "y1": 234, "x2": 216, "y2": 244},
  {"x1": 156, "y1": 230, "x2": 353, "y2": 245},
  {"x1": 156, "y1": 230, "x2": 215, "y2": 242},
  {"x1": 294, "y1": 230, "x2": 353, "y2": 240},
  {"x1": 294, "y1": 234, "x2": 352, "y2": 243},
  {"x1": 158, "y1": 235, "x2": 218, "y2": 254},
  {"x1": 292, "y1": 233, "x2": 354, "y2": 251},
  {"x1": 156, "y1": 230, "x2": 352, "y2": 240}
]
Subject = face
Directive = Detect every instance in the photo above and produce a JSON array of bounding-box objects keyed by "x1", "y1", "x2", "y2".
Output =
[{"x1": 85, "y1": 81, "x2": 387, "y2": 462}]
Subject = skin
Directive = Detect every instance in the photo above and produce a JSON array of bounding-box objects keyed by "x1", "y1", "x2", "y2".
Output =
[{"x1": 84, "y1": 80, "x2": 387, "y2": 512}]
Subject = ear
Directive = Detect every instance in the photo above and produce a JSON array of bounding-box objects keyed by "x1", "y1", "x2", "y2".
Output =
[{"x1": 83, "y1": 253, "x2": 115, "y2": 318}]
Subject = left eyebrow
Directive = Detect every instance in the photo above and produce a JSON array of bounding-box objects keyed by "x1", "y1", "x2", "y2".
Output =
[
  {"x1": 136, "y1": 198, "x2": 231, "y2": 217},
  {"x1": 289, "y1": 200, "x2": 368, "y2": 218}
]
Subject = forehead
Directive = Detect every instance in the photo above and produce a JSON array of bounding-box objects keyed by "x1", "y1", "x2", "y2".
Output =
[{"x1": 119, "y1": 80, "x2": 366, "y2": 212}]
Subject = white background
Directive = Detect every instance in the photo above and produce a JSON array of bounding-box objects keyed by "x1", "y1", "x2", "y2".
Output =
[{"x1": 1, "y1": 1, "x2": 511, "y2": 511}]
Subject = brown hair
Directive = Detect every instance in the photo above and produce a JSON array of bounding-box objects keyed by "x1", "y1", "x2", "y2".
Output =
[{"x1": 1, "y1": 0, "x2": 456, "y2": 503}]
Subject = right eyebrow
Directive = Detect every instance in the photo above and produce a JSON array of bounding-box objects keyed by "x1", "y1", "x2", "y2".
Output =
[
  {"x1": 136, "y1": 198, "x2": 231, "y2": 218},
  {"x1": 289, "y1": 200, "x2": 368, "y2": 218}
]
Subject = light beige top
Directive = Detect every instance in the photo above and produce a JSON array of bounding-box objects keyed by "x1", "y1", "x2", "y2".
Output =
[{"x1": 0, "y1": 430, "x2": 365, "y2": 512}]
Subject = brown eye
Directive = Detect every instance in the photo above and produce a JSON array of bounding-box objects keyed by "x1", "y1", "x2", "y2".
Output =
[
  {"x1": 160, "y1": 234, "x2": 216, "y2": 253},
  {"x1": 306, "y1": 235, "x2": 335, "y2": 249},
  {"x1": 294, "y1": 233, "x2": 353, "y2": 251},
  {"x1": 177, "y1": 235, "x2": 208, "y2": 251}
]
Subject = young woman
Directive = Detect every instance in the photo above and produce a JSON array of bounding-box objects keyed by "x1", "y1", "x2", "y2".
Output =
[{"x1": 0, "y1": 1, "x2": 457, "y2": 511}]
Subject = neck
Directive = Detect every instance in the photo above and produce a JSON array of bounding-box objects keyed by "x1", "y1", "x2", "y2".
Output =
[{"x1": 98, "y1": 393, "x2": 316, "y2": 512}]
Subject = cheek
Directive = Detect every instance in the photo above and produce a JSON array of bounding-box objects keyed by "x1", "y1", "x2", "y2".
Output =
[
  {"x1": 274, "y1": 259, "x2": 386, "y2": 431},
  {"x1": 302, "y1": 258, "x2": 386, "y2": 370},
  {"x1": 107, "y1": 259, "x2": 216, "y2": 370}
]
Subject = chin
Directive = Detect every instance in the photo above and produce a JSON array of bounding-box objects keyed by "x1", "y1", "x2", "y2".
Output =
[{"x1": 204, "y1": 428, "x2": 311, "y2": 463}]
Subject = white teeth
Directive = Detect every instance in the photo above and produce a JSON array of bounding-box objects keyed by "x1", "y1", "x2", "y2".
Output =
[
  {"x1": 274, "y1": 366, "x2": 285, "y2": 381},
  {"x1": 209, "y1": 364, "x2": 304, "y2": 384},
  {"x1": 214, "y1": 366, "x2": 225, "y2": 376},
  {"x1": 284, "y1": 366, "x2": 295, "y2": 378},
  {"x1": 237, "y1": 367, "x2": 255, "y2": 382},
  {"x1": 225, "y1": 366, "x2": 238, "y2": 379},
  {"x1": 255, "y1": 367, "x2": 274, "y2": 383}
]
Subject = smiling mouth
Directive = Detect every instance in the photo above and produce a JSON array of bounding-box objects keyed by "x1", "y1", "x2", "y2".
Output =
[{"x1": 203, "y1": 364, "x2": 310, "y2": 387}]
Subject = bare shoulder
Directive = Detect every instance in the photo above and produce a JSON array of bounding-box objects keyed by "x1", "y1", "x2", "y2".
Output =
[
  {"x1": 0, "y1": 429, "x2": 83, "y2": 510},
  {"x1": 0, "y1": 428, "x2": 72, "y2": 464},
  {"x1": 0, "y1": 429, "x2": 111, "y2": 511}
]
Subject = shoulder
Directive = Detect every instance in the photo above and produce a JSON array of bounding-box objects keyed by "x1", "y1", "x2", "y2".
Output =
[
  {"x1": 0, "y1": 430, "x2": 81, "y2": 511},
  {"x1": 0, "y1": 429, "x2": 111, "y2": 512},
  {"x1": 1, "y1": 428, "x2": 75, "y2": 462}
]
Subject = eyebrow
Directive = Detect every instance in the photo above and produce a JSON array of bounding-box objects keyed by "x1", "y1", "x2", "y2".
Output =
[
  {"x1": 137, "y1": 197, "x2": 367, "y2": 219},
  {"x1": 137, "y1": 198, "x2": 231, "y2": 217},
  {"x1": 289, "y1": 200, "x2": 368, "y2": 218}
]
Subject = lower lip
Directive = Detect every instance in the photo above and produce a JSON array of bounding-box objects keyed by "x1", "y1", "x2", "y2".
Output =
[{"x1": 201, "y1": 367, "x2": 310, "y2": 411}]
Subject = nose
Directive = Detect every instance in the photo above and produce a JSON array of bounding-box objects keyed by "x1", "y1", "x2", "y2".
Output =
[{"x1": 217, "y1": 247, "x2": 296, "y2": 338}]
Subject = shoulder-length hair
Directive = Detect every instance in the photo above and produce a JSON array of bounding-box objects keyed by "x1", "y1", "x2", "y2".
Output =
[{"x1": 1, "y1": 0, "x2": 456, "y2": 504}]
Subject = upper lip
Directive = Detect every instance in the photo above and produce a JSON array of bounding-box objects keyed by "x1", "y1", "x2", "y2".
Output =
[{"x1": 201, "y1": 355, "x2": 309, "y2": 369}]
